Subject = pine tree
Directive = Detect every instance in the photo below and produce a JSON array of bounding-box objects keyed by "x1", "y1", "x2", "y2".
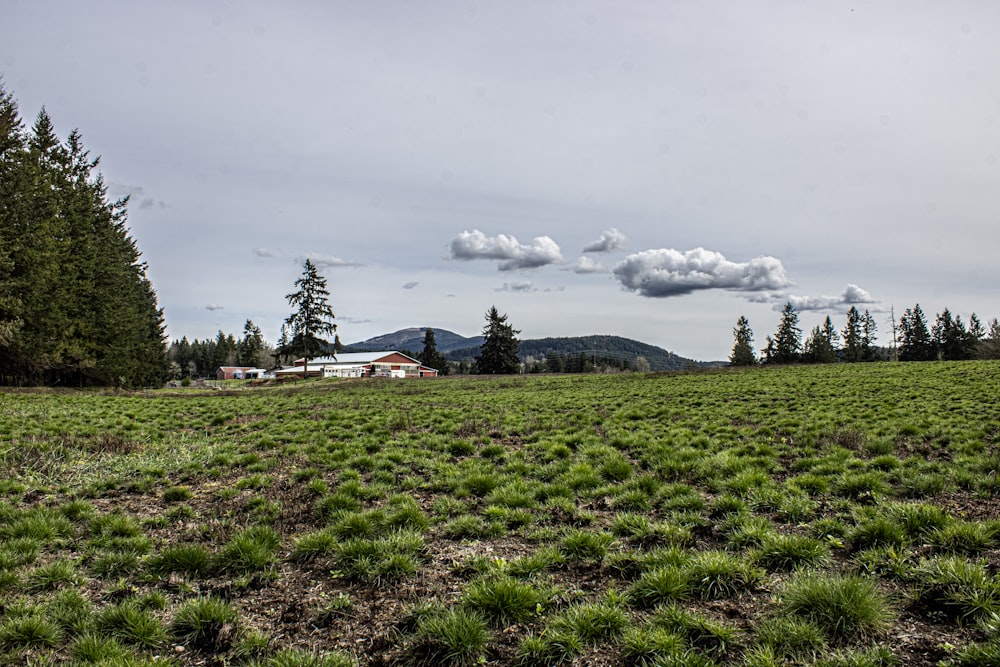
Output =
[
  {"x1": 729, "y1": 316, "x2": 757, "y2": 366},
  {"x1": 842, "y1": 307, "x2": 863, "y2": 362},
  {"x1": 473, "y1": 306, "x2": 521, "y2": 374},
  {"x1": 765, "y1": 303, "x2": 802, "y2": 364},
  {"x1": 418, "y1": 328, "x2": 449, "y2": 375},
  {"x1": 979, "y1": 318, "x2": 1000, "y2": 360},
  {"x1": 0, "y1": 86, "x2": 166, "y2": 387},
  {"x1": 898, "y1": 304, "x2": 934, "y2": 361},
  {"x1": 284, "y1": 259, "x2": 340, "y2": 378},
  {"x1": 803, "y1": 316, "x2": 838, "y2": 364},
  {"x1": 238, "y1": 320, "x2": 266, "y2": 367},
  {"x1": 861, "y1": 309, "x2": 878, "y2": 361}
]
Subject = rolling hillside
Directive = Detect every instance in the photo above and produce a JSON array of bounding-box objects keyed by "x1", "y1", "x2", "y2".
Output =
[{"x1": 345, "y1": 328, "x2": 714, "y2": 370}]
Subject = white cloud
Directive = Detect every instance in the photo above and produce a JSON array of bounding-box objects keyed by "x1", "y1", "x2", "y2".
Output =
[
  {"x1": 402, "y1": 281, "x2": 419, "y2": 289},
  {"x1": 775, "y1": 284, "x2": 879, "y2": 312},
  {"x1": 583, "y1": 228, "x2": 627, "y2": 253},
  {"x1": 495, "y1": 281, "x2": 537, "y2": 293},
  {"x1": 299, "y1": 253, "x2": 365, "y2": 269},
  {"x1": 449, "y1": 229, "x2": 563, "y2": 271},
  {"x1": 253, "y1": 248, "x2": 275, "y2": 258},
  {"x1": 613, "y1": 248, "x2": 792, "y2": 298},
  {"x1": 567, "y1": 256, "x2": 608, "y2": 274},
  {"x1": 205, "y1": 304, "x2": 224, "y2": 311}
]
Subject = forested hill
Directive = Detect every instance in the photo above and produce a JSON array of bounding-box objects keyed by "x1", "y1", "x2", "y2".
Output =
[
  {"x1": 346, "y1": 328, "x2": 712, "y2": 371},
  {"x1": 345, "y1": 327, "x2": 482, "y2": 353},
  {"x1": 446, "y1": 334, "x2": 710, "y2": 371}
]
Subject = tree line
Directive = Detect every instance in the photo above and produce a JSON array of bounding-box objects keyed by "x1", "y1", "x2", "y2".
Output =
[
  {"x1": 731, "y1": 303, "x2": 1000, "y2": 366},
  {"x1": 166, "y1": 320, "x2": 275, "y2": 380},
  {"x1": 0, "y1": 84, "x2": 167, "y2": 388}
]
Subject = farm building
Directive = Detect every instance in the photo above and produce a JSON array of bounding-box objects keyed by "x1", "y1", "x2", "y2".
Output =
[
  {"x1": 216, "y1": 366, "x2": 270, "y2": 380},
  {"x1": 273, "y1": 351, "x2": 438, "y2": 379}
]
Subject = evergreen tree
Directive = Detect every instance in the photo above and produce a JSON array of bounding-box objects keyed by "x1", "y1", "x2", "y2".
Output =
[
  {"x1": 979, "y1": 318, "x2": 1000, "y2": 360},
  {"x1": 418, "y1": 328, "x2": 449, "y2": 375},
  {"x1": 898, "y1": 304, "x2": 934, "y2": 361},
  {"x1": 803, "y1": 316, "x2": 838, "y2": 364},
  {"x1": 968, "y1": 314, "x2": 986, "y2": 356},
  {"x1": 932, "y1": 309, "x2": 968, "y2": 360},
  {"x1": 764, "y1": 303, "x2": 802, "y2": 364},
  {"x1": 473, "y1": 306, "x2": 521, "y2": 374},
  {"x1": 729, "y1": 315, "x2": 757, "y2": 366},
  {"x1": 0, "y1": 86, "x2": 166, "y2": 387},
  {"x1": 284, "y1": 259, "x2": 340, "y2": 378},
  {"x1": 238, "y1": 319, "x2": 266, "y2": 367},
  {"x1": 861, "y1": 309, "x2": 878, "y2": 361},
  {"x1": 842, "y1": 307, "x2": 864, "y2": 362}
]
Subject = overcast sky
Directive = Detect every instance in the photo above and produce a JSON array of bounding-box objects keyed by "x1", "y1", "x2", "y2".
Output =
[{"x1": 4, "y1": 1, "x2": 999, "y2": 360}]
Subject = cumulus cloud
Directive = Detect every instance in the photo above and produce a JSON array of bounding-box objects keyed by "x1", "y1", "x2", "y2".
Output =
[
  {"x1": 567, "y1": 256, "x2": 607, "y2": 274},
  {"x1": 299, "y1": 253, "x2": 364, "y2": 269},
  {"x1": 495, "y1": 281, "x2": 537, "y2": 293},
  {"x1": 613, "y1": 247, "x2": 792, "y2": 298},
  {"x1": 449, "y1": 229, "x2": 563, "y2": 271},
  {"x1": 776, "y1": 284, "x2": 879, "y2": 312},
  {"x1": 402, "y1": 281, "x2": 419, "y2": 289},
  {"x1": 583, "y1": 228, "x2": 627, "y2": 253},
  {"x1": 205, "y1": 304, "x2": 224, "y2": 311}
]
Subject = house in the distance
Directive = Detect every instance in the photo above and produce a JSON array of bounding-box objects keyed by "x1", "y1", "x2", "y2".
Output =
[
  {"x1": 216, "y1": 366, "x2": 270, "y2": 380},
  {"x1": 273, "y1": 351, "x2": 438, "y2": 379}
]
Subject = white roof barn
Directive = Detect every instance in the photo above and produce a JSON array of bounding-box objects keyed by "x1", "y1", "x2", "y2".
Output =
[{"x1": 274, "y1": 351, "x2": 439, "y2": 378}]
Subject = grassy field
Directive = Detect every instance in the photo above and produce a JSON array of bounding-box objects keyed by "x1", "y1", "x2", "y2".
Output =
[{"x1": 2, "y1": 362, "x2": 1000, "y2": 666}]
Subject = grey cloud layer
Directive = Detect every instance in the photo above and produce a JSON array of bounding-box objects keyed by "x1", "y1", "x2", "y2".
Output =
[
  {"x1": 449, "y1": 229, "x2": 563, "y2": 271},
  {"x1": 612, "y1": 248, "x2": 792, "y2": 298}
]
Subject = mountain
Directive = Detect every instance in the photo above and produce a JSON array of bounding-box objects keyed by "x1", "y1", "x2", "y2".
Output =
[
  {"x1": 344, "y1": 328, "x2": 482, "y2": 354},
  {"x1": 346, "y1": 328, "x2": 714, "y2": 370}
]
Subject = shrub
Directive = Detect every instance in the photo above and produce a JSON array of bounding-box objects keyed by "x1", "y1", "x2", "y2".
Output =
[{"x1": 780, "y1": 572, "x2": 894, "y2": 640}]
